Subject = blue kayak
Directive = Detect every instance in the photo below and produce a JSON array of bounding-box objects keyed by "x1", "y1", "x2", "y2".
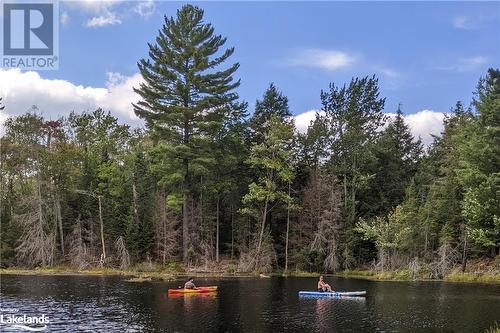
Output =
[{"x1": 298, "y1": 291, "x2": 366, "y2": 297}]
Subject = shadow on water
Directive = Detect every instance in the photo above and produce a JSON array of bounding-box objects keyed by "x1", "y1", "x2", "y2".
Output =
[{"x1": 0, "y1": 275, "x2": 499, "y2": 332}]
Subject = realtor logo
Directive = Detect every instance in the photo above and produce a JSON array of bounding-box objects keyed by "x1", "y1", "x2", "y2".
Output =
[{"x1": 2, "y1": 1, "x2": 59, "y2": 69}]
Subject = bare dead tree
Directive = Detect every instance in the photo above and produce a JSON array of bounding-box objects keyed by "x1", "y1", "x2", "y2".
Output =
[
  {"x1": 67, "y1": 217, "x2": 97, "y2": 269},
  {"x1": 238, "y1": 231, "x2": 276, "y2": 273},
  {"x1": 73, "y1": 189, "x2": 106, "y2": 265},
  {"x1": 290, "y1": 172, "x2": 321, "y2": 269},
  {"x1": 115, "y1": 236, "x2": 130, "y2": 269},
  {"x1": 408, "y1": 257, "x2": 420, "y2": 279},
  {"x1": 15, "y1": 177, "x2": 56, "y2": 267},
  {"x1": 285, "y1": 181, "x2": 291, "y2": 272},
  {"x1": 430, "y1": 242, "x2": 459, "y2": 279},
  {"x1": 310, "y1": 173, "x2": 342, "y2": 272},
  {"x1": 154, "y1": 189, "x2": 179, "y2": 264},
  {"x1": 54, "y1": 193, "x2": 64, "y2": 256}
]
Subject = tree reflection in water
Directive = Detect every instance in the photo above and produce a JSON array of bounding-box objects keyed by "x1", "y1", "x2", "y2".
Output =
[{"x1": 313, "y1": 296, "x2": 367, "y2": 332}]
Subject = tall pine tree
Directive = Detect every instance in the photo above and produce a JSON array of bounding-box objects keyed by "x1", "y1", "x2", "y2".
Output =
[
  {"x1": 133, "y1": 5, "x2": 240, "y2": 261},
  {"x1": 366, "y1": 104, "x2": 423, "y2": 216},
  {"x1": 249, "y1": 83, "x2": 292, "y2": 144},
  {"x1": 320, "y1": 76, "x2": 386, "y2": 266},
  {"x1": 457, "y1": 68, "x2": 500, "y2": 256}
]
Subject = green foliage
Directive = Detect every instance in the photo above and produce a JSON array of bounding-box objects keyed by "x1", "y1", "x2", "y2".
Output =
[
  {"x1": 133, "y1": 4, "x2": 242, "y2": 260},
  {"x1": 126, "y1": 142, "x2": 156, "y2": 261},
  {"x1": 241, "y1": 115, "x2": 295, "y2": 218},
  {"x1": 455, "y1": 69, "x2": 499, "y2": 252},
  {"x1": 250, "y1": 83, "x2": 292, "y2": 144},
  {"x1": 366, "y1": 105, "x2": 423, "y2": 216},
  {"x1": 292, "y1": 248, "x2": 324, "y2": 272},
  {"x1": 240, "y1": 114, "x2": 295, "y2": 270},
  {"x1": 1, "y1": 10, "x2": 497, "y2": 277},
  {"x1": 356, "y1": 212, "x2": 411, "y2": 254},
  {"x1": 318, "y1": 75, "x2": 386, "y2": 265}
]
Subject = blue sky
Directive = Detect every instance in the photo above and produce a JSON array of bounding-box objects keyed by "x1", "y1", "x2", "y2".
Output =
[{"x1": 1, "y1": 1, "x2": 499, "y2": 142}]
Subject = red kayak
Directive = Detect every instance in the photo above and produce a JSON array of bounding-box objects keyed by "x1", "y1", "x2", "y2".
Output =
[{"x1": 168, "y1": 286, "x2": 218, "y2": 295}]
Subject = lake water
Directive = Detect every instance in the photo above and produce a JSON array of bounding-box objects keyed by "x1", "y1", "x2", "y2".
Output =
[{"x1": 0, "y1": 274, "x2": 498, "y2": 332}]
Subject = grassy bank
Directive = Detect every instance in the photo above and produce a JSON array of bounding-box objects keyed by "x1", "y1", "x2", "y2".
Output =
[
  {"x1": 0, "y1": 262, "x2": 258, "y2": 281},
  {"x1": 336, "y1": 268, "x2": 500, "y2": 283},
  {"x1": 2, "y1": 260, "x2": 499, "y2": 283},
  {"x1": 0, "y1": 266, "x2": 178, "y2": 281},
  {"x1": 332, "y1": 258, "x2": 500, "y2": 283},
  {"x1": 2, "y1": 267, "x2": 498, "y2": 283}
]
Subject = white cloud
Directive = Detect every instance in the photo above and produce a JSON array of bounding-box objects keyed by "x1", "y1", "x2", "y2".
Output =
[
  {"x1": 65, "y1": 0, "x2": 121, "y2": 13},
  {"x1": 287, "y1": 49, "x2": 402, "y2": 86},
  {"x1": 459, "y1": 56, "x2": 488, "y2": 69},
  {"x1": 60, "y1": 11, "x2": 70, "y2": 26},
  {"x1": 452, "y1": 16, "x2": 470, "y2": 29},
  {"x1": 384, "y1": 110, "x2": 445, "y2": 145},
  {"x1": 62, "y1": 0, "x2": 155, "y2": 27},
  {"x1": 64, "y1": 0, "x2": 122, "y2": 27},
  {"x1": 403, "y1": 110, "x2": 445, "y2": 145},
  {"x1": 100, "y1": 72, "x2": 143, "y2": 120},
  {"x1": 371, "y1": 66, "x2": 403, "y2": 89},
  {"x1": 294, "y1": 109, "x2": 445, "y2": 146},
  {"x1": 289, "y1": 49, "x2": 356, "y2": 71},
  {"x1": 0, "y1": 69, "x2": 143, "y2": 133},
  {"x1": 373, "y1": 66, "x2": 400, "y2": 79},
  {"x1": 133, "y1": 0, "x2": 156, "y2": 19},
  {"x1": 451, "y1": 12, "x2": 500, "y2": 30},
  {"x1": 436, "y1": 55, "x2": 489, "y2": 72},
  {"x1": 294, "y1": 109, "x2": 323, "y2": 133},
  {"x1": 85, "y1": 12, "x2": 122, "y2": 27},
  {"x1": 0, "y1": 69, "x2": 446, "y2": 147}
]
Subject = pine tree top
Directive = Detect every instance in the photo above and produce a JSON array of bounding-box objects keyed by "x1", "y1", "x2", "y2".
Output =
[{"x1": 133, "y1": 4, "x2": 240, "y2": 140}]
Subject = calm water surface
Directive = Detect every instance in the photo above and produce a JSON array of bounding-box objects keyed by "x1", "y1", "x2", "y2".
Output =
[{"x1": 0, "y1": 274, "x2": 499, "y2": 332}]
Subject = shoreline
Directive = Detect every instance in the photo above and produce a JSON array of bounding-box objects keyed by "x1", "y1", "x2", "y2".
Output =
[
  {"x1": 334, "y1": 269, "x2": 500, "y2": 284},
  {"x1": 0, "y1": 267, "x2": 255, "y2": 281},
  {"x1": 1, "y1": 267, "x2": 498, "y2": 284}
]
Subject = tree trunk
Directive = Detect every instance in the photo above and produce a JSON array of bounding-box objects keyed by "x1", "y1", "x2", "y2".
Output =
[
  {"x1": 37, "y1": 176, "x2": 46, "y2": 266},
  {"x1": 256, "y1": 196, "x2": 269, "y2": 257},
  {"x1": 182, "y1": 194, "x2": 189, "y2": 262},
  {"x1": 182, "y1": 110, "x2": 190, "y2": 263},
  {"x1": 98, "y1": 195, "x2": 106, "y2": 263},
  {"x1": 340, "y1": 124, "x2": 348, "y2": 211},
  {"x1": 350, "y1": 157, "x2": 356, "y2": 224},
  {"x1": 216, "y1": 196, "x2": 220, "y2": 263},
  {"x1": 231, "y1": 204, "x2": 234, "y2": 260},
  {"x1": 163, "y1": 216, "x2": 167, "y2": 265},
  {"x1": 160, "y1": 188, "x2": 167, "y2": 265},
  {"x1": 461, "y1": 227, "x2": 468, "y2": 273},
  {"x1": 55, "y1": 195, "x2": 64, "y2": 256},
  {"x1": 285, "y1": 181, "x2": 291, "y2": 272},
  {"x1": 132, "y1": 181, "x2": 139, "y2": 226},
  {"x1": 343, "y1": 174, "x2": 348, "y2": 212},
  {"x1": 351, "y1": 184, "x2": 356, "y2": 223}
]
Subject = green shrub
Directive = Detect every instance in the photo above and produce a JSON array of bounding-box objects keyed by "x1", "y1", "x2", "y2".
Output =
[
  {"x1": 394, "y1": 269, "x2": 412, "y2": 280},
  {"x1": 164, "y1": 261, "x2": 185, "y2": 273}
]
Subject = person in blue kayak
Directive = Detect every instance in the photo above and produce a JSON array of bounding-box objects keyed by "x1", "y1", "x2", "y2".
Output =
[
  {"x1": 184, "y1": 277, "x2": 198, "y2": 290},
  {"x1": 317, "y1": 275, "x2": 334, "y2": 292}
]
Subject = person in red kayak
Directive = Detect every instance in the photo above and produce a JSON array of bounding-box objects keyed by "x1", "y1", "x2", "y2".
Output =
[
  {"x1": 317, "y1": 275, "x2": 333, "y2": 292},
  {"x1": 184, "y1": 277, "x2": 198, "y2": 290}
]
